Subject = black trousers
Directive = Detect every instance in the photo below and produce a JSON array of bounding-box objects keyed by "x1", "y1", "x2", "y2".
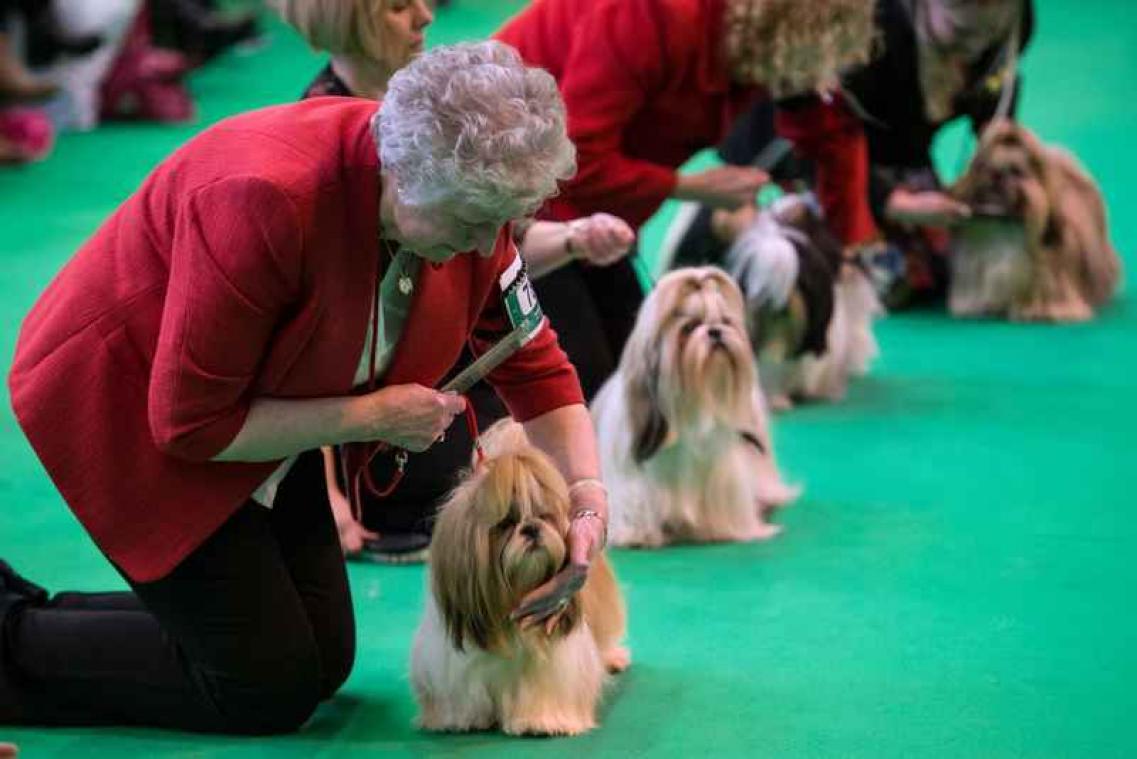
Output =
[{"x1": 4, "y1": 450, "x2": 355, "y2": 734}]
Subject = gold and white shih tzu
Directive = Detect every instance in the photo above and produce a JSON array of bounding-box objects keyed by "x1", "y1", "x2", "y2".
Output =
[
  {"x1": 591, "y1": 266, "x2": 798, "y2": 547},
  {"x1": 950, "y1": 120, "x2": 1121, "y2": 321},
  {"x1": 411, "y1": 420, "x2": 629, "y2": 736},
  {"x1": 725, "y1": 193, "x2": 881, "y2": 409}
]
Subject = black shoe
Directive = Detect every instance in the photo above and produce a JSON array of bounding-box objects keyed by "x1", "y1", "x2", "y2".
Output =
[
  {"x1": 0, "y1": 561, "x2": 47, "y2": 611},
  {"x1": 0, "y1": 560, "x2": 46, "y2": 724},
  {"x1": 358, "y1": 533, "x2": 431, "y2": 565},
  {"x1": 22, "y1": 2, "x2": 104, "y2": 67}
]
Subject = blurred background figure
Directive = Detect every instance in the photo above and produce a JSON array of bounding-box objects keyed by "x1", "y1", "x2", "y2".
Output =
[
  {"x1": 669, "y1": 0, "x2": 1033, "y2": 310},
  {"x1": 494, "y1": 0, "x2": 880, "y2": 402}
]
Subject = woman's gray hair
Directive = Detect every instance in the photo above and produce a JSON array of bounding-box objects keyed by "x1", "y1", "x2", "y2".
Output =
[{"x1": 375, "y1": 41, "x2": 576, "y2": 219}]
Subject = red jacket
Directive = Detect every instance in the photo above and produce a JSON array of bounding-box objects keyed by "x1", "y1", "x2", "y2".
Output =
[
  {"x1": 9, "y1": 98, "x2": 583, "y2": 582},
  {"x1": 496, "y1": 0, "x2": 876, "y2": 243}
]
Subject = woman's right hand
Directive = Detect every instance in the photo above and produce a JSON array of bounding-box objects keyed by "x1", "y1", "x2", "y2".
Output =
[
  {"x1": 710, "y1": 203, "x2": 760, "y2": 243},
  {"x1": 885, "y1": 189, "x2": 972, "y2": 227},
  {"x1": 674, "y1": 166, "x2": 769, "y2": 210},
  {"x1": 359, "y1": 384, "x2": 466, "y2": 452}
]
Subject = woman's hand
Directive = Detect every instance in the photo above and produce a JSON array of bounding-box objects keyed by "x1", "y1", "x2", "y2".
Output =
[
  {"x1": 674, "y1": 166, "x2": 769, "y2": 210},
  {"x1": 361, "y1": 384, "x2": 466, "y2": 452},
  {"x1": 710, "y1": 203, "x2": 760, "y2": 243},
  {"x1": 566, "y1": 213, "x2": 635, "y2": 267},
  {"x1": 885, "y1": 189, "x2": 972, "y2": 227},
  {"x1": 328, "y1": 484, "x2": 378, "y2": 556},
  {"x1": 511, "y1": 483, "x2": 608, "y2": 634}
]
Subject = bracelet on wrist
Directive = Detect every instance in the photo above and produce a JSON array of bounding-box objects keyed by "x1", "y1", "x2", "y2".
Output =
[
  {"x1": 569, "y1": 508, "x2": 608, "y2": 548},
  {"x1": 568, "y1": 477, "x2": 607, "y2": 499}
]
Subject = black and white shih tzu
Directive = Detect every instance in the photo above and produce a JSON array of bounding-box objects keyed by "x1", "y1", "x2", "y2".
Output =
[
  {"x1": 591, "y1": 266, "x2": 798, "y2": 547},
  {"x1": 725, "y1": 193, "x2": 881, "y2": 409}
]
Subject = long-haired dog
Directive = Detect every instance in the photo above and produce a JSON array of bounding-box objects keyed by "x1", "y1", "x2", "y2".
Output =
[
  {"x1": 950, "y1": 120, "x2": 1121, "y2": 321},
  {"x1": 591, "y1": 267, "x2": 798, "y2": 547},
  {"x1": 411, "y1": 420, "x2": 629, "y2": 736},
  {"x1": 725, "y1": 194, "x2": 881, "y2": 409}
]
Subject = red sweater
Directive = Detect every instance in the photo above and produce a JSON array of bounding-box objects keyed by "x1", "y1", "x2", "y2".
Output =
[
  {"x1": 496, "y1": 0, "x2": 876, "y2": 243},
  {"x1": 9, "y1": 98, "x2": 583, "y2": 581}
]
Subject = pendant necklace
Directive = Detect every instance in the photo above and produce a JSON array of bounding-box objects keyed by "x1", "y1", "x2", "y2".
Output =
[{"x1": 381, "y1": 234, "x2": 414, "y2": 296}]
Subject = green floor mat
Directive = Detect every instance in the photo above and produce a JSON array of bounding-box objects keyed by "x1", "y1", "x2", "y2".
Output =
[{"x1": 0, "y1": 1, "x2": 1134, "y2": 755}]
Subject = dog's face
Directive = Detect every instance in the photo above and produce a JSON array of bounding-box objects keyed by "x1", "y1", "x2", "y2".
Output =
[
  {"x1": 955, "y1": 121, "x2": 1052, "y2": 224},
  {"x1": 949, "y1": 120, "x2": 1120, "y2": 318},
  {"x1": 621, "y1": 267, "x2": 756, "y2": 462},
  {"x1": 429, "y1": 447, "x2": 574, "y2": 652}
]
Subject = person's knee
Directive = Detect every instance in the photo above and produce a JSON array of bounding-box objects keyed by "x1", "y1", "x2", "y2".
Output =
[
  {"x1": 209, "y1": 651, "x2": 323, "y2": 735},
  {"x1": 319, "y1": 621, "x2": 356, "y2": 700}
]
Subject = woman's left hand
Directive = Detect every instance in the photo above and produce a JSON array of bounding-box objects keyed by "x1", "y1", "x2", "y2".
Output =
[{"x1": 568, "y1": 213, "x2": 635, "y2": 267}]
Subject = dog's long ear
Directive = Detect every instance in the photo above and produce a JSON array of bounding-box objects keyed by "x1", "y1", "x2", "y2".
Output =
[
  {"x1": 429, "y1": 472, "x2": 513, "y2": 652},
  {"x1": 617, "y1": 285, "x2": 673, "y2": 464},
  {"x1": 1040, "y1": 144, "x2": 1121, "y2": 306},
  {"x1": 625, "y1": 351, "x2": 670, "y2": 464}
]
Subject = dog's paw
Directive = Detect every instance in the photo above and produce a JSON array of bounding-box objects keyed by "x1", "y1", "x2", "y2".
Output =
[
  {"x1": 612, "y1": 530, "x2": 666, "y2": 549},
  {"x1": 416, "y1": 701, "x2": 495, "y2": 733},
  {"x1": 1011, "y1": 296, "x2": 1092, "y2": 322},
  {"x1": 769, "y1": 393, "x2": 794, "y2": 413},
  {"x1": 503, "y1": 715, "x2": 596, "y2": 737},
  {"x1": 604, "y1": 645, "x2": 632, "y2": 673},
  {"x1": 748, "y1": 521, "x2": 783, "y2": 541}
]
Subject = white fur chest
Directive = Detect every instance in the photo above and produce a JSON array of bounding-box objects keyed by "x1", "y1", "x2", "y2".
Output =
[{"x1": 950, "y1": 218, "x2": 1031, "y2": 316}]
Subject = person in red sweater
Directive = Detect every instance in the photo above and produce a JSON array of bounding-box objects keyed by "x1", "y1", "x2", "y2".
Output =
[
  {"x1": 0, "y1": 42, "x2": 608, "y2": 734},
  {"x1": 496, "y1": 0, "x2": 880, "y2": 397}
]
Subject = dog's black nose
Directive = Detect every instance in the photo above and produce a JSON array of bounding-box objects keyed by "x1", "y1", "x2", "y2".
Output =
[
  {"x1": 520, "y1": 523, "x2": 541, "y2": 540},
  {"x1": 707, "y1": 326, "x2": 723, "y2": 341}
]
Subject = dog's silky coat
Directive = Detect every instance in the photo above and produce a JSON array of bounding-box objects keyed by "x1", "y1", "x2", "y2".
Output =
[
  {"x1": 951, "y1": 121, "x2": 1121, "y2": 321},
  {"x1": 411, "y1": 420, "x2": 628, "y2": 736},
  {"x1": 592, "y1": 267, "x2": 798, "y2": 547}
]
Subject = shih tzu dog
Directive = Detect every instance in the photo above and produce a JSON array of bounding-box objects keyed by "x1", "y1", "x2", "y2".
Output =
[
  {"x1": 950, "y1": 120, "x2": 1121, "y2": 321},
  {"x1": 591, "y1": 266, "x2": 798, "y2": 547},
  {"x1": 411, "y1": 419, "x2": 629, "y2": 736},
  {"x1": 725, "y1": 194, "x2": 881, "y2": 409}
]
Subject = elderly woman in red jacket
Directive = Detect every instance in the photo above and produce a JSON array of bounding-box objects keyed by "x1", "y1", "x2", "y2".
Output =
[
  {"x1": 273, "y1": 0, "x2": 636, "y2": 562},
  {"x1": 0, "y1": 42, "x2": 606, "y2": 734},
  {"x1": 496, "y1": 0, "x2": 880, "y2": 397}
]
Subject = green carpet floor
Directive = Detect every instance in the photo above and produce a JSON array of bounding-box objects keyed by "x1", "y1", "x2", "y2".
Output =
[{"x1": 1, "y1": 1, "x2": 1134, "y2": 755}]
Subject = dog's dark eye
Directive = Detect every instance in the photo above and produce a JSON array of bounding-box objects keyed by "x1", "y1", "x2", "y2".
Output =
[
  {"x1": 680, "y1": 320, "x2": 699, "y2": 336},
  {"x1": 494, "y1": 516, "x2": 517, "y2": 533}
]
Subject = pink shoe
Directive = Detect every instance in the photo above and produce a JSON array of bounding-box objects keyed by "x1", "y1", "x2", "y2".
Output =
[
  {"x1": 0, "y1": 107, "x2": 54, "y2": 163},
  {"x1": 99, "y1": 8, "x2": 196, "y2": 124}
]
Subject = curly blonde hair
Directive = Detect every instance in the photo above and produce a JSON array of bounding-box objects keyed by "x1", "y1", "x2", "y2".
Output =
[{"x1": 724, "y1": 0, "x2": 876, "y2": 95}]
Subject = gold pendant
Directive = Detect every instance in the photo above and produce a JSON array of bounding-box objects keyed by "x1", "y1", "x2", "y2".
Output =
[{"x1": 398, "y1": 274, "x2": 414, "y2": 295}]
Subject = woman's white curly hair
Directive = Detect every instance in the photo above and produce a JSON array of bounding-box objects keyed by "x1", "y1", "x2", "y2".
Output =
[{"x1": 375, "y1": 41, "x2": 576, "y2": 220}]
